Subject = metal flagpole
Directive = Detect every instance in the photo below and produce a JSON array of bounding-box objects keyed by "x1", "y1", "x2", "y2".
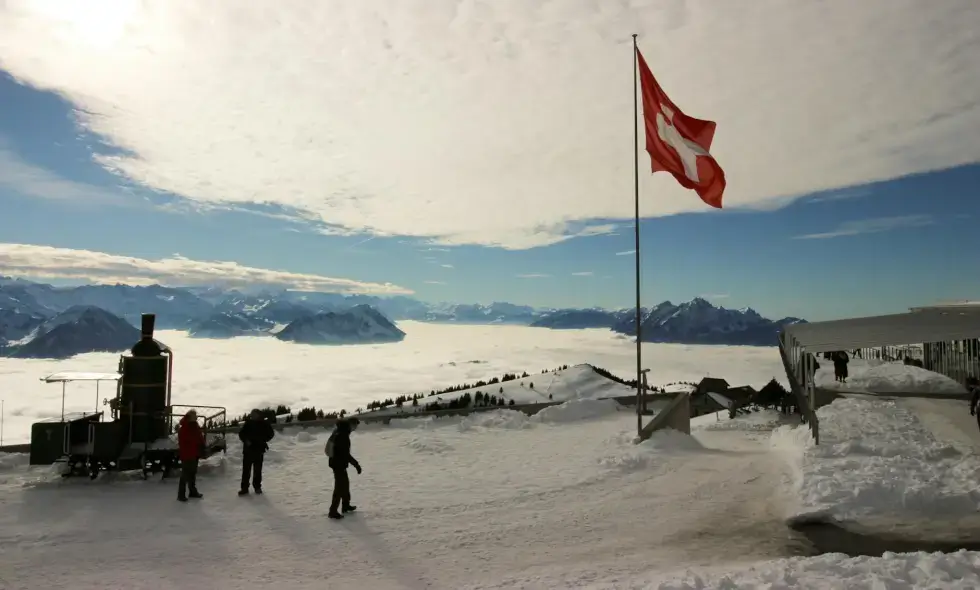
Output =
[{"x1": 632, "y1": 33, "x2": 643, "y2": 437}]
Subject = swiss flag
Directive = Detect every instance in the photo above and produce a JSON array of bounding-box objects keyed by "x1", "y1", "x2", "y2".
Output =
[{"x1": 636, "y1": 48, "x2": 726, "y2": 209}]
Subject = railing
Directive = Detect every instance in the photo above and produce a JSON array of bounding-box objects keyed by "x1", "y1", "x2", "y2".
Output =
[
  {"x1": 167, "y1": 404, "x2": 228, "y2": 448},
  {"x1": 778, "y1": 331, "x2": 820, "y2": 444}
]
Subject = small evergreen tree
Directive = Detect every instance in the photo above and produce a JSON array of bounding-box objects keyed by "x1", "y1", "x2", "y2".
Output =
[{"x1": 508, "y1": 399, "x2": 516, "y2": 406}]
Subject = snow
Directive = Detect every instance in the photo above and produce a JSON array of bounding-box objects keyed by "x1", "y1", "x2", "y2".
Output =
[
  {"x1": 0, "y1": 411, "x2": 807, "y2": 588},
  {"x1": 770, "y1": 396, "x2": 980, "y2": 521},
  {"x1": 3, "y1": 399, "x2": 979, "y2": 587},
  {"x1": 365, "y1": 364, "x2": 645, "y2": 418},
  {"x1": 0, "y1": 323, "x2": 787, "y2": 443},
  {"x1": 580, "y1": 551, "x2": 980, "y2": 589},
  {"x1": 815, "y1": 358, "x2": 967, "y2": 394}
]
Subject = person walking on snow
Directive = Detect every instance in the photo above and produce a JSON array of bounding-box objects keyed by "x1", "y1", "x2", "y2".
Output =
[
  {"x1": 238, "y1": 409, "x2": 276, "y2": 495},
  {"x1": 325, "y1": 418, "x2": 362, "y2": 519},
  {"x1": 177, "y1": 409, "x2": 206, "y2": 502},
  {"x1": 833, "y1": 351, "x2": 850, "y2": 384}
]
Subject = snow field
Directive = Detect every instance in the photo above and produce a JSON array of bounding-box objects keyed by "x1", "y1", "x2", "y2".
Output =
[
  {"x1": 815, "y1": 358, "x2": 967, "y2": 394},
  {"x1": 4, "y1": 399, "x2": 980, "y2": 588},
  {"x1": 572, "y1": 550, "x2": 980, "y2": 589},
  {"x1": 770, "y1": 396, "x2": 980, "y2": 521},
  {"x1": 0, "y1": 403, "x2": 801, "y2": 589}
]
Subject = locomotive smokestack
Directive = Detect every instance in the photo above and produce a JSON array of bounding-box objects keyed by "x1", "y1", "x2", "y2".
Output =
[{"x1": 141, "y1": 314, "x2": 156, "y2": 339}]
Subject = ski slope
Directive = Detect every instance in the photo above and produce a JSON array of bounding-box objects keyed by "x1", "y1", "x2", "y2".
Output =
[{"x1": 3, "y1": 399, "x2": 980, "y2": 588}]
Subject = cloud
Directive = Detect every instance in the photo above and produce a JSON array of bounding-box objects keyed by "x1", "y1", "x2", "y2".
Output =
[
  {"x1": 0, "y1": 243, "x2": 411, "y2": 294},
  {"x1": 424, "y1": 280, "x2": 446, "y2": 285},
  {"x1": 805, "y1": 188, "x2": 873, "y2": 204},
  {"x1": 440, "y1": 264, "x2": 454, "y2": 269},
  {"x1": 615, "y1": 250, "x2": 636, "y2": 256},
  {"x1": 1, "y1": 1, "x2": 978, "y2": 249},
  {"x1": 516, "y1": 273, "x2": 551, "y2": 279},
  {"x1": 571, "y1": 271, "x2": 593, "y2": 276},
  {"x1": 700, "y1": 293, "x2": 729, "y2": 299},
  {"x1": 793, "y1": 215, "x2": 934, "y2": 240}
]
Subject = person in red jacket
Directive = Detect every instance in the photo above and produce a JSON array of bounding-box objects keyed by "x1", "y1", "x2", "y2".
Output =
[{"x1": 177, "y1": 409, "x2": 206, "y2": 502}]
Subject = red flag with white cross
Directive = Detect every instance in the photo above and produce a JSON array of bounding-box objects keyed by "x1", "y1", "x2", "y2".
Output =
[{"x1": 636, "y1": 47, "x2": 726, "y2": 208}]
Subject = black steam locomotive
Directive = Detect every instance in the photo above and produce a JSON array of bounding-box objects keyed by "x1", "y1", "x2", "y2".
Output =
[{"x1": 28, "y1": 313, "x2": 228, "y2": 480}]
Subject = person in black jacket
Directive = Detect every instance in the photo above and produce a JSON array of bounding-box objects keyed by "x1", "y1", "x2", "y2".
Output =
[
  {"x1": 325, "y1": 418, "x2": 362, "y2": 519},
  {"x1": 238, "y1": 409, "x2": 275, "y2": 495}
]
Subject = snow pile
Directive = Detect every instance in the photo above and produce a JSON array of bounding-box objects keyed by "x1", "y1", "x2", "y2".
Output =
[
  {"x1": 294, "y1": 430, "x2": 316, "y2": 443},
  {"x1": 700, "y1": 409, "x2": 788, "y2": 432},
  {"x1": 771, "y1": 397, "x2": 980, "y2": 520},
  {"x1": 457, "y1": 409, "x2": 532, "y2": 431},
  {"x1": 582, "y1": 550, "x2": 980, "y2": 589},
  {"x1": 598, "y1": 428, "x2": 704, "y2": 472},
  {"x1": 531, "y1": 398, "x2": 622, "y2": 423},
  {"x1": 0, "y1": 452, "x2": 29, "y2": 472},
  {"x1": 816, "y1": 359, "x2": 967, "y2": 394},
  {"x1": 403, "y1": 436, "x2": 454, "y2": 454}
]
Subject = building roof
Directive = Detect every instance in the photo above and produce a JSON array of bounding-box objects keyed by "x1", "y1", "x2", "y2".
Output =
[
  {"x1": 41, "y1": 371, "x2": 122, "y2": 383},
  {"x1": 725, "y1": 385, "x2": 757, "y2": 401},
  {"x1": 782, "y1": 309, "x2": 980, "y2": 353},
  {"x1": 696, "y1": 377, "x2": 729, "y2": 392}
]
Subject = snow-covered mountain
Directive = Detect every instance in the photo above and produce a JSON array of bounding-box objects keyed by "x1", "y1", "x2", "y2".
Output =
[
  {"x1": 534, "y1": 298, "x2": 805, "y2": 346},
  {"x1": 0, "y1": 277, "x2": 807, "y2": 347},
  {"x1": 187, "y1": 312, "x2": 277, "y2": 339},
  {"x1": 619, "y1": 298, "x2": 805, "y2": 346},
  {"x1": 422, "y1": 302, "x2": 538, "y2": 324},
  {"x1": 0, "y1": 305, "x2": 141, "y2": 359},
  {"x1": 275, "y1": 304, "x2": 406, "y2": 345}
]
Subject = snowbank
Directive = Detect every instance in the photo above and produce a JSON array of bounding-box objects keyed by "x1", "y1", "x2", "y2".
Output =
[
  {"x1": 770, "y1": 397, "x2": 980, "y2": 520},
  {"x1": 0, "y1": 452, "x2": 28, "y2": 472},
  {"x1": 581, "y1": 550, "x2": 980, "y2": 589},
  {"x1": 598, "y1": 428, "x2": 704, "y2": 472},
  {"x1": 816, "y1": 359, "x2": 967, "y2": 394},
  {"x1": 531, "y1": 398, "x2": 622, "y2": 423},
  {"x1": 699, "y1": 409, "x2": 788, "y2": 432}
]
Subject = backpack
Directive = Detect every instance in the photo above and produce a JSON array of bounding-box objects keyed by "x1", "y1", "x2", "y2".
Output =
[{"x1": 324, "y1": 431, "x2": 336, "y2": 458}]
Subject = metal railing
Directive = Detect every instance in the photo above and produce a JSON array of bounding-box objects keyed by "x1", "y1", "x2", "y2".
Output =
[{"x1": 778, "y1": 331, "x2": 820, "y2": 444}]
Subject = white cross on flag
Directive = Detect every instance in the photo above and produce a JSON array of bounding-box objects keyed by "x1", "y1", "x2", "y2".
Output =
[{"x1": 636, "y1": 47, "x2": 726, "y2": 208}]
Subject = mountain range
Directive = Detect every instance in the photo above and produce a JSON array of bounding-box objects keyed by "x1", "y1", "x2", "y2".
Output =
[{"x1": 0, "y1": 276, "x2": 805, "y2": 357}]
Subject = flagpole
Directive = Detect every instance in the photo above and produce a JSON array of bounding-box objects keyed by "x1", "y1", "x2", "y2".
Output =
[{"x1": 632, "y1": 33, "x2": 643, "y2": 437}]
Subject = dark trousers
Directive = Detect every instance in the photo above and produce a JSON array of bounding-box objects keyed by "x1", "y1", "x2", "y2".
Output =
[
  {"x1": 241, "y1": 450, "x2": 265, "y2": 491},
  {"x1": 178, "y1": 459, "x2": 199, "y2": 498},
  {"x1": 329, "y1": 467, "x2": 351, "y2": 513}
]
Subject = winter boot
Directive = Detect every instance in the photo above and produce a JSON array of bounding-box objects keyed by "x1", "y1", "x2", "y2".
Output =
[
  {"x1": 177, "y1": 495, "x2": 188, "y2": 502},
  {"x1": 342, "y1": 505, "x2": 357, "y2": 513},
  {"x1": 238, "y1": 489, "x2": 249, "y2": 496},
  {"x1": 328, "y1": 511, "x2": 344, "y2": 520},
  {"x1": 254, "y1": 487, "x2": 263, "y2": 495},
  {"x1": 189, "y1": 491, "x2": 203, "y2": 499}
]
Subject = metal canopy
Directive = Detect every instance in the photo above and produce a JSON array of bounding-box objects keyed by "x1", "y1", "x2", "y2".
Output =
[
  {"x1": 783, "y1": 310, "x2": 980, "y2": 353},
  {"x1": 41, "y1": 372, "x2": 122, "y2": 383}
]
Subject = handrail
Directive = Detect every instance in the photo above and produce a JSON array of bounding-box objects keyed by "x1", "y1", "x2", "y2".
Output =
[{"x1": 778, "y1": 330, "x2": 819, "y2": 443}]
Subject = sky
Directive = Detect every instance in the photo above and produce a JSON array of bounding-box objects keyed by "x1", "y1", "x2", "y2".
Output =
[{"x1": 0, "y1": 0, "x2": 979, "y2": 322}]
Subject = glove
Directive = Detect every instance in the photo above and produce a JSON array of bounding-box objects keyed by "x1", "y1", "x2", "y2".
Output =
[{"x1": 355, "y1": 464, "x2": 362, "y2": 475}]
